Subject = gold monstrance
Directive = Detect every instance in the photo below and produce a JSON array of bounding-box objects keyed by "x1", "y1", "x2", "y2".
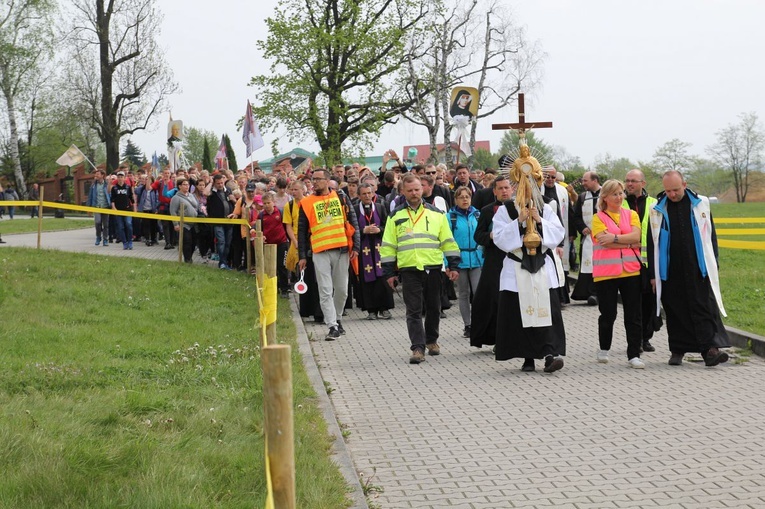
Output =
[{"x1": 492, "y1": 93, "x2": 553, "y2": 255}]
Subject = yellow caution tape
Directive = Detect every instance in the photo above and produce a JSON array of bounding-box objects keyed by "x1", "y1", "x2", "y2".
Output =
[
  {"x1": 714, "y1": 217, "x2": 765, "y2": 224},
  {"x1": 716, "y1": 228, "x2": 765, "y2": 235},
  {"x1": 0, "y1": 200, "x2": 246, "y2": 225},
  {"x1": 264, "y1": 444, "x2": 276, "y2": 509},
  {"x1": 260, "y1": 276, "x2": 278, "y2": 328},
  {"x1": 718, "y1": 239, "x2": 765, "y2": 250}
]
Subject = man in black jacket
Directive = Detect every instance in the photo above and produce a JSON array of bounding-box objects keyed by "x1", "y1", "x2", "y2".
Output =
[{"x1": 206, "y1": 173, "x2": 235, "y2": 269}]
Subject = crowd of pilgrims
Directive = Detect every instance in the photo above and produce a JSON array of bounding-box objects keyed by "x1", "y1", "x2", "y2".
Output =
[{"x1": 88, "y1": 153, "x2": 731, "y2": 371}]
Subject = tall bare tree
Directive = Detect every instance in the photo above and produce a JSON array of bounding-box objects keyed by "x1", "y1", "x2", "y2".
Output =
[
  {"x1": 707, "y1": 112, "x2": 764, "y2": 203},
  {"x1": 401, "y1": 0, "x2": 478, "y2": 163},
  {"x1": 466, "y1": 1, "x2": 543, "y2": 166},
  {"x1": 402, "y1": 0, "x2": 543, "y2": 167},
  {"x1": 0, "y1": 0, "x2": 54, "y2": 196},
  {"x1": 65, "y1": 0, "x2": 177, "y2": 172}
]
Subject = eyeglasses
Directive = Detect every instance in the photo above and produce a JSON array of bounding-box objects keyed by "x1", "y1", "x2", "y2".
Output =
[
  {"x1": 425, "y1": 171, "x2": 437, "y2": 175},
  {"x1": 544, "y1": 176, "x2": 556, "y2": 180}
]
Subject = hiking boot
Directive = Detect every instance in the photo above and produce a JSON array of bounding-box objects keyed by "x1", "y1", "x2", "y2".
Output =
[
  {"x1": 463, "y1": 325, "x2": 471, "y2": 338},
  {"x1": 378, "y1": 310, "x2": 392, "y2": 320},
  {"x1": 325, "y1": 326, "x2": 340, "y2": 341},
  {"x1": 521, "y1": 359, "x2": 535, "y2": 372},
  {"x1": 337, "y1": 321, "x2": 346, "y2": 335},
  {"x1": 543, "y1": 355, "x2": 564, "y2": 373},
  {"x1": 668, "y1": 352, "x2": 684, "y2": 366},
  {"x1": 642, "y1": 341, "x2": 656, "y2": 352},
  {"x1": 409, "y1": 348, "x2": 425, "y2": 364},
  {"x1": 425, "y1": 343, "x2": 440, "y2": 356},
  {"x1": 366, "y1": 312, "x2": 377, "y2": 320},
  {"x1": 703, "y1": 347, "x2": 729, "y2": 367}
]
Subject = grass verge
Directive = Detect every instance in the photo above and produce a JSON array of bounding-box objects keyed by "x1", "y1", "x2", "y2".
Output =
[
  {"x1": 0, "y1": 218, "x2": 93, "y2": 235},
  {"x1": 0, "y1": 248, "x2": 351, "y2": 508}
]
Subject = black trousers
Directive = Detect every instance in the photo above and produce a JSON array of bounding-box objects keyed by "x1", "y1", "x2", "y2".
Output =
[
  {"x1": 595, "y1": 275, "x2": 642, "y2": 360},
  {"x1": 180, "y1": 227, "x2": 196, "y2": 262},
  {"x1": 401, "y1": 269, "x2": 442, "y2": 351}
]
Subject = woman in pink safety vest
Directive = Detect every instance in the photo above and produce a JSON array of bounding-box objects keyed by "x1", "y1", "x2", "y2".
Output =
[{"x1": 591, "y1": 180, "x2": 645, "y2": 369}]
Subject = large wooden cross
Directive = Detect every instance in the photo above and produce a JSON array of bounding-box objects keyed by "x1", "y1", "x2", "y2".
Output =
[{"x1": 492, "y1": 93, "x2": 553, "y2": 135}]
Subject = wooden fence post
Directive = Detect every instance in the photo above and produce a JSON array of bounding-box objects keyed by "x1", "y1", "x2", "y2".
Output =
[{"x1": 262, "y1": 344, "x2": 296, "y2": 509}]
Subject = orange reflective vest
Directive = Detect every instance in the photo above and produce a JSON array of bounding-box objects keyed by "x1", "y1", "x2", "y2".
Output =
[
  {"x1": 299, "y1": 191, "x2": 348, "y2": 254},
  {"x1": 592, "y1": 208, "x2": 641, "y2": 278}
]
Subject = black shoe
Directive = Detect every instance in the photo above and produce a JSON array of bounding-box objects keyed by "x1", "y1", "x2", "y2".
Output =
[
  {"x1": 164, "y1": 243, "x2": 174, "y2": 250},
  {"x1": 703, "y1": 347, "x2": 729, "y2": 367},
  {"x1": 366, "y1": 312, "x2": 377, "y2": 320},
  {"x1": 463, "y1": 325, "x2": 471, "y2": 338},
  {"x1": 378, "y1": 310, "x2": 392, "y2": 320},
  {"x1": 342, "y1": 310, "x2": 349, "y2": 317},
  {"x1": 587, "y1": 296, "x2": 598, "y2": 306},
  {"x1": 521, "y1": 359, "x2": 535, "y2": 372},
  {"x1": 642, "y1": 341, "x2": 656, "y2": 352},
  {"x1": 337, "y1": 321, "x2": 346, "y2": 335},
  {"x1": 325, "y1": 326, "x2": 340, "y2": 341},
  {"x1": 439, "y1": 311, "x2": 447, "y2": 319},
  {"x1": 543, "y1": 355, "x2": 564, "y2": 373},
  {"x1": 668, "y1": 352, "x2": 684, "y2": 366}
]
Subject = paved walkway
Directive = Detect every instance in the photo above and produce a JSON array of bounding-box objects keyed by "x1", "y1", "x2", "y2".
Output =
[{"x1": 4, "y1": 224, "x2": 765, "y2": 508}]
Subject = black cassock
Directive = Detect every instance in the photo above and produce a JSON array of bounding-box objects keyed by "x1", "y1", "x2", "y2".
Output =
[
  {"x1": 355, "y1": 201, "x2": 394, "y2": 312},
  {"x1": 469, "y1": 201, "x2": 504, "y2": 348},
  {"x1": 648, "y1": 195, "x2": 729, "y2": 353}
]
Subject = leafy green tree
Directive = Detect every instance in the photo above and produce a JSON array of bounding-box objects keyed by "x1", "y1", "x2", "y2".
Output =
[
  {"x1": 223, "y1": 134, "x2": 237, "y2": 171},
  {"x1": 202, "y1": 139, "x2": 212, "y2": 171},
  {"x1": 0, "y1": 0, "x2": 55, "y2": 196},
  {"x1": 121, "y1": 139, "x2": 146, "y2": 169},
  {"x1": 250, "y1": 0, "x2": 427, "y2": 163},
  {"x1": 652, "y1": 138, "x2": 693, "y2": 174},
  {"x1": 183, "y1": 126, "x2": 218, "y2": 165},
  {"x1": 592, "y1": 153, "x2": 636, "y2": 181},
  {"x1": 472, "y1": 148, "x2": 495, "y2": 170},
  {"x1": 498, "y1": 130, "x2": 554, "y2": 166},
  {"x1": 687, "y1": 157, "x2": 731, "y2": 198}
]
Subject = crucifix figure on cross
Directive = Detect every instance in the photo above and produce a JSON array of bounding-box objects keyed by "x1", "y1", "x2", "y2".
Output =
[{"x1": 492, "y1": 93, "x2": 553, "y2": 141}]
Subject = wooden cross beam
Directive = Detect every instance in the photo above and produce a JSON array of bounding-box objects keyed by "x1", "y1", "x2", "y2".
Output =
[{"x1": 492, "y1": 93, "x2": 553, "y2": 134}]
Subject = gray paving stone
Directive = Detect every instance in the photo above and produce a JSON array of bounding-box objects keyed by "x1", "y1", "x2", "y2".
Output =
[{"x1": 6, "y1": 225, "x2": 765, "y2": 508}]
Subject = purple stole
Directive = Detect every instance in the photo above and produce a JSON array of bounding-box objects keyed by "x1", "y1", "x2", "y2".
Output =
[{"x1": 358, "y1": 202, "x2": 383, "y2": 282}]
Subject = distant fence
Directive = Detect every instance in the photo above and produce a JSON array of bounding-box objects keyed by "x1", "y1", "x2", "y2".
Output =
[{"x1": 714, "y1": 217, "x2": 765, "y2": 250}]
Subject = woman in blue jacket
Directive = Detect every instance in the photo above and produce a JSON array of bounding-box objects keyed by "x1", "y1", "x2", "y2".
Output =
[{"x1": 449, "y1": 186, "x2": 484, "y2": 338}]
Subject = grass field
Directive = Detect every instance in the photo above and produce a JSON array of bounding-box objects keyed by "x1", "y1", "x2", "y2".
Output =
[
  {"x1": 0, "y1": 248, "x2": 351, "y2": 508},
  {"x1": 0, "y1": 217, "x2": 92, "y2": 235},
  {"x1": 711, "y1": 202, "x2": 765, "y2": 336}
]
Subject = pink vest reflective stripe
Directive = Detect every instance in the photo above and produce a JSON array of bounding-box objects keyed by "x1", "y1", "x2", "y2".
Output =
[{"x1": 592, "y1": 208, "x2": 641, "y2": 278}]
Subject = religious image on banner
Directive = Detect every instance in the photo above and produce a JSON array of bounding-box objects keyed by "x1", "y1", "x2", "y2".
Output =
[
  {"x1": 167, "y1": 119, "x2": 185, "y2": 172},
  {"x1": 449, "y1": 87, "x2": 479, "y2": 119}
]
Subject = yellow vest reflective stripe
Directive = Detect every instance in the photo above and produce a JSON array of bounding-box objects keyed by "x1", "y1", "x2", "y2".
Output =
[
  {"x1": 380, "y1": 204, "x2": 459, "y2": 269},
  {"x1": 300, "y1": 192, "x2": 348, "y2": 253},
  {"x1": 622, "y1": 196, "x2": 656, "y2": 265}
]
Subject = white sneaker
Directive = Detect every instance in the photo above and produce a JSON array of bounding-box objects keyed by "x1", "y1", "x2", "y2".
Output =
[
  {"x1": 597, "y1": 350, "x2": 609, "y2": 363},
  {"x1": 628, "y1": 357, "x2": 645, "y2": 369}
]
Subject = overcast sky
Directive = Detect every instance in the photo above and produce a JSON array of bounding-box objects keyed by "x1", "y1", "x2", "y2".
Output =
[{"x1": 130, "y1": 0, "x2": 765, "y2": 168}]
